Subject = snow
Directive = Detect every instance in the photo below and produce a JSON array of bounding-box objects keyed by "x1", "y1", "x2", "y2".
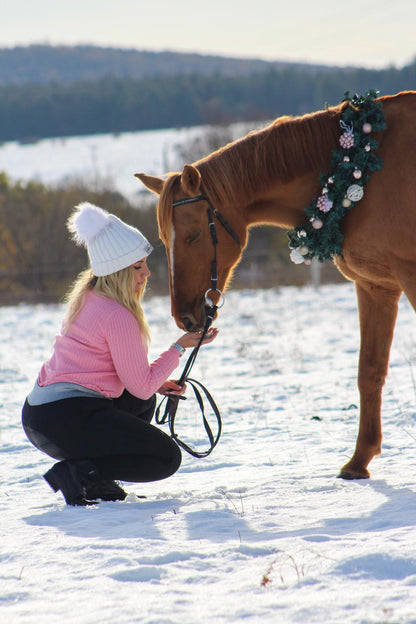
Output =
[
  {"x1": 2, "y1": 282, "x2": 416, "y2": 623},
  {"x1": 0, "y1": 127, "x2": 201, "y2": 201},
  {"x1": 0, "y1": 123, "x2": 251, "y2": 202}
]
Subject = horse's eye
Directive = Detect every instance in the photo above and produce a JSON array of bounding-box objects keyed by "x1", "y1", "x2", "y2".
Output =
[{"x1": 186, "y1": 230, "x2": 201, "y2": 245}]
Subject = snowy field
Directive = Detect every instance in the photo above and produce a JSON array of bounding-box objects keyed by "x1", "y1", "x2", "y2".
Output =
[
  {"x1": 0, "y1": 122, "x2": 252, "y2": 202},
  {"x1": 0, "y1": 126, "x2": 201, "y2": 200},
  {"x1": 2, "y1": 282, "x2": 416, "y2": 624}
]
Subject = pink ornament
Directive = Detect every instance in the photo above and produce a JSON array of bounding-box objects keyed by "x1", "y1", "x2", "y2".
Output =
[
  {"x1": 311, "y1": 218, "x2": 323, "y2": 230},
  {"x1": 364, "y1": 143, "x2": 371, "y2": 152},
  {"x1": 362, "y1": 122, "x2": 372, "y2": 134},
  {"x1": 339, "y1": 131, "x2": 354, "y2": 149},
  {"x1": 353, "y1": 169, "x2": 362, "y2": 179},
  {"x1": 317, "y1": 194, "x2": 333, "y2": 213}
]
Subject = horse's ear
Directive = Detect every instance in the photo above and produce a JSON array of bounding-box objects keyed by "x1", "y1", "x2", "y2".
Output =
[
  {"x1": 134, "y1": 173, "x2": 164, "y2": 196},
  {"x1": 181, "y1": 165, "x2": 201, "y2": 195}
]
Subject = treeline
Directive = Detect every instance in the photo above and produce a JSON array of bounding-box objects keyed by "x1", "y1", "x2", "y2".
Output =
[
  {"x1": 0, "y1": 45, "x2": 303, "y2": 85},
  {"x1": 0, "y1": 173, "x2": 341, "y2": 305},
  {"x1": 0, "y1": 174, "x2": 159, "y2": 304},
  {"x1": 1, "y1": 62, "x2": 415, "y2": 142}
]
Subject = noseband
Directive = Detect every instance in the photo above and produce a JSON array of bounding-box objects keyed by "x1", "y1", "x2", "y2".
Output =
[{"x1": 172, "y1": 193, "x2": 242, "y2": 308}]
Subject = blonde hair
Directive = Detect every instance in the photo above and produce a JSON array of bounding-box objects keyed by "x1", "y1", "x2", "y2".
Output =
[{"x1": 62, "y1": 266, "x2": 151, "y2": 344}]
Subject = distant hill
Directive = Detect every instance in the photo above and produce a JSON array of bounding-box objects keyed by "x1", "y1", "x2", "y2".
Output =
[{"x1": 0, "y1": 44, "x2": 337, "y2": 85}]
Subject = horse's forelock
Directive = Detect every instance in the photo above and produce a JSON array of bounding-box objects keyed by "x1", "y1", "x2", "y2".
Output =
[{"x1": 157, "y1": 174, "x2": 181, "y2": 246}]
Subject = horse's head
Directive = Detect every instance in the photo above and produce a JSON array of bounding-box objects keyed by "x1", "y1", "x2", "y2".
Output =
[{"x1": 136, "y1": 165, "x2": 246, "y2": 331}]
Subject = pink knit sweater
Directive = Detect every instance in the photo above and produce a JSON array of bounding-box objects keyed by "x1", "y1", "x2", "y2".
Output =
[{"x1": 38, "y1": 291, "x2": 180, "y2": 399}]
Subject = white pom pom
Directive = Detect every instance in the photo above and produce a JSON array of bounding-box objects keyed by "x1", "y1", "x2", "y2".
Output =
[{"x1": 67, "y1": 202, "x2": 111, "y2": 247}]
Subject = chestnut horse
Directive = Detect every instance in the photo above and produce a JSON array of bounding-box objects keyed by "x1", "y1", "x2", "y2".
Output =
[{"x1": 136, "y1": 91, "x2": 416, "y2": 480}]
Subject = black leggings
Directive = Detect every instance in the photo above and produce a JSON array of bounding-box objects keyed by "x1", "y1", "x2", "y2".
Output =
[{"x1": 21, "y1": 390, "x2": 182, "y2": 482}]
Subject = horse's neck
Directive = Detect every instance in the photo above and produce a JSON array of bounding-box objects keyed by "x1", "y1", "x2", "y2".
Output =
[
  {"x1": 239, "y1": 110, "x2": 340, "y2": 230},
  {"x1": 244, "y1": 172, "x2": 323, "y2": 230}
]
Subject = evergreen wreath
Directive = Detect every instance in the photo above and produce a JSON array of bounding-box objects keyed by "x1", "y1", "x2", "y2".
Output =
[{"x1": 287, "y1": 90, "x2": 386, "y2": 264}]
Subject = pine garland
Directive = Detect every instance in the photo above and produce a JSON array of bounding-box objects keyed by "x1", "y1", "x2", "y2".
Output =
[{"x1": 287, "y1": 90, "x2": 386, "y2": 264}]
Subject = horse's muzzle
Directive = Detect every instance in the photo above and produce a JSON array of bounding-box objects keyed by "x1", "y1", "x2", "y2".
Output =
[
  {"x1": 179, "y1": 304, "x2": 216, "y2": 332},
  {"x1": 180, "y1": 313, "x2": 200, "y2": 332}
]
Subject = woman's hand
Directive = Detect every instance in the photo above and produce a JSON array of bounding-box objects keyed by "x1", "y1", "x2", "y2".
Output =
[
  {"x1": 158, "y1": 380, "x2": 186, "y2": 396},
  {"x1": 175, "y1": 327, "x2": 219, "y2": 349}
]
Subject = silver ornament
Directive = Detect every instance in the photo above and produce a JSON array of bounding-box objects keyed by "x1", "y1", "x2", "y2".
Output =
[{"x1": 346, "y1": 184, "x2": 364, "y2": 202}]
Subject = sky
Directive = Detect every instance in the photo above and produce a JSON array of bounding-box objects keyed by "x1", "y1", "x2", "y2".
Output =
[{"x1": 2, "y1": 0, "x2": 415, "y2": 69}]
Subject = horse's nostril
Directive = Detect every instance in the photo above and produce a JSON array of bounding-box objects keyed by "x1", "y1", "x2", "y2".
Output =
[{"x1": 182, "y1": 315, "x2": 197, "y2": 332}]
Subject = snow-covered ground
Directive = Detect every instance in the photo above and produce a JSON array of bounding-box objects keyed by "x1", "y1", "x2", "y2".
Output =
[{"x1": 2, "y1": 282, "x2": 416, "y2": 623}]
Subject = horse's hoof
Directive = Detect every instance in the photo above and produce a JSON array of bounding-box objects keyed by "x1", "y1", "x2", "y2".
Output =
[{"x1": 337, "y1": 469, "x2": 370, "y2": 480}]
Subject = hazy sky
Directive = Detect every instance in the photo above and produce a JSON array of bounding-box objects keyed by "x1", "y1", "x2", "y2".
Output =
[{"x1": 2, "y1": 0, "x2": 415, "y2": 69}]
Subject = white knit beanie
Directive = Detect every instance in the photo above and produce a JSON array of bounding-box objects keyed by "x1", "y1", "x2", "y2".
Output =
[{"x1": 67, "y1": 202, "x2": 153, "y2": 276}]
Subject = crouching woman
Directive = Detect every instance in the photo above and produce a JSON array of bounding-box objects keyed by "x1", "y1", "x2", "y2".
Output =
[{"x1": 21, "y1": 202, "x2": 217, "y2": 506}]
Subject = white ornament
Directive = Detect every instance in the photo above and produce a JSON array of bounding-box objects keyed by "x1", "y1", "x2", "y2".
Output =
[
  {"x1": 343, "y1": 156, "x2": 350, "y2": 162},
  {"x1": 353, "y1": 169, "x2": 362, "y2": 180},
  {"x1": 311, "y1": 218, "x2": 323, "y2": 230},
  {"x1": 362, "y1": 122, "x2": 372, "y2": 134},
  {"x1": 342, "y1": 197, "x2": 352, "y2": 208},
  {"x1": 364, "y1": 143, "x2": 371, "y2": 152},
  {"x1": 298, "y1": 229, "x2": 307, "y2": 237},
  {"x1": 290, "y1": 248, "x2": 305, "y2": 264},
  {"x1": 346, "y1": 184, "x2": 364, "y2": 202}
]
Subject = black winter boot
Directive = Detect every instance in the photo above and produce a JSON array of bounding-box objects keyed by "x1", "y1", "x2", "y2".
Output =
[
  {"x1": 85, "y1": 480, "x2": 127, "y2": 502},
  {"x1": 43, "y1": 460, "x2": 100, "y2": 506}
]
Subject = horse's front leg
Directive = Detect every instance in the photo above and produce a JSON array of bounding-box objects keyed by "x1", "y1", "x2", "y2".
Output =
[{"x1": 339, "y1": 280, "x2": 401, "y2": 479}]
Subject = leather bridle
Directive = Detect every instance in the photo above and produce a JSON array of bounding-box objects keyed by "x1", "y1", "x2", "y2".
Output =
[
  {"x1": 154, "y1": 192, "x2": 242, "y2": 458},
  {"x1": 172, "y1": 192, "x2": 242, "y2": 309}
]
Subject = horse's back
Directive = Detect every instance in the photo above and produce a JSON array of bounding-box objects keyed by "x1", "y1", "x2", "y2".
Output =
[
  {"x1": 372, "y1": 91, "x2": 416, "y2": 195},
  {"x1": 379, "y1": 91, "x2": 416, "y2": 150}
]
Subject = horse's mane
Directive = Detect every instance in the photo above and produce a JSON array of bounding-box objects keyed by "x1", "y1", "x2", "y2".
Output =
[{"x1": 157, "y1": 103, "x2": 345, "y2": 243}]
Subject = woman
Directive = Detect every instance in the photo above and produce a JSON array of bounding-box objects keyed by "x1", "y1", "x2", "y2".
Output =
[{"x1": 22, "y1": 202, "x2": 218, "y2": 506}]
